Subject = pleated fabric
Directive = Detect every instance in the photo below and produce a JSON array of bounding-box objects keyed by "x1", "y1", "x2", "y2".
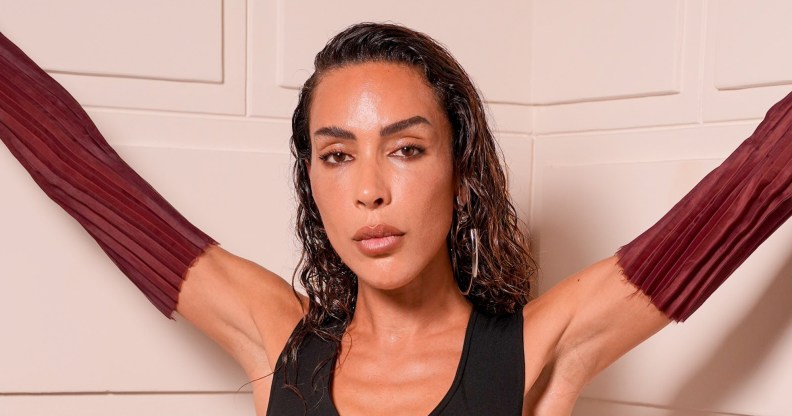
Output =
[
  {"x1": 616, "y1": 91, "x2": 792, "y2": 322},
  {"x1": 0, "y1": 32, "x2": 217, "y2": 318}
]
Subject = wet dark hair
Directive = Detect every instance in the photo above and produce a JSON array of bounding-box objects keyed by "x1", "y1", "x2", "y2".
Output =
[{"x1": 284, "y1": 22, "x2": 536, "y2": 394}]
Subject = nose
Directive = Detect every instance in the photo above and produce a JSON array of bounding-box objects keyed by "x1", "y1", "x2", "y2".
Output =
[{"x1": 355, "y1": 156, "x2": 390, "y2": 209}]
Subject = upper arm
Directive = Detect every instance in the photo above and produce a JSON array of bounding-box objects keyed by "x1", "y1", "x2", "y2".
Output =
[
  {"x1": 522, "y1": 256, "x2": 670, "y2": 411},
  {"x1": 556, "y1": 256, "x2": 670, "y2": 380},
  {"x1": 175, "y1": 244, "x2": 306, "y2": 377}
]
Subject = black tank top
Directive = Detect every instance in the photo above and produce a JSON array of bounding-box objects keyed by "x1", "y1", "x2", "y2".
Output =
[{"x1": 267, "y1": 307, "x2": 525, "y2": 415}]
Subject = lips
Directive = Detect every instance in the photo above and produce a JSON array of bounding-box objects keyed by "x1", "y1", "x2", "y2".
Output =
[{"x1": 352, "y1": 224, "x2": 405, "y2": 256}]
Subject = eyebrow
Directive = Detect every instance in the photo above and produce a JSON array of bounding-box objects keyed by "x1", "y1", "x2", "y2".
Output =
[
  {"x1": 312, "y1": 115, "x2": 431, "y2": 140},
  {"x1": 380, "y1": 115, "x2": 431, "y2": 137}
]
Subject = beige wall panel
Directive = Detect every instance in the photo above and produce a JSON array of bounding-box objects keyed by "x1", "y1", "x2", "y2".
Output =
[
  {"x1": 0, "y1": 393, "x2": 253, "y2": 416},
  {"x1": 0, "y1": 0, "x2": 222, "y2": 82},
  {"x1": 533, "y1": 0, "x2": 702, "y2": 133},
  {"x1": 249, "y1": 0, "x2": 533, "y2": 127},
  {"x1": 532, "y1": 0, "x2": 682, "y2": 105},
  {"x1": 498, "y1": 133, "x2": 533, "y2": 223},
  {"x1": 531, "y1": 122, "x2": 756, "y2": 233},
  {"x1": 87, "y1": 109, "x2": 292, "y2": 154},
  {"x1": 247, "y1": 0, "x2": 300, "y2": 119},
  {"x1": 533, "y1": 124, "x2": 792, "y2": 415},
  {"x1": 0, "y1": 0, "x2": 246, "y2": 115},
  {"x1": 488, "y1": 103, "x2": 534, "y2": 135},
  {"x1": 711, "y1": 0, "x2": 792, "y2": 91},
  {"x1": 0, "y1": 142, "x2": 296, "y2": 392},
  {"x1": 703, "y1": 0, "x2": 792, "y2": 122}
]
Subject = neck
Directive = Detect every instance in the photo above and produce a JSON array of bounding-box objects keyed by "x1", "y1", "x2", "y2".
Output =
[{"x1": 350, "y1": 255, "x2": 472, "y2": 342}]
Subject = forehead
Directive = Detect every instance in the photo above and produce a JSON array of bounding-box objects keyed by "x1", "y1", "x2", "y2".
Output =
[{"x1": 309, "y1": 62, "x2": 445, "y2": 130}]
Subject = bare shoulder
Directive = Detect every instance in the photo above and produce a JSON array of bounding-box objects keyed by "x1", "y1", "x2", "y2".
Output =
[
  {"x1": 521, "y1": 257, "x2": 670, "y2": 414},
  {"x1": 177, "y1": 244, "x2": 306, "y2": 376}
]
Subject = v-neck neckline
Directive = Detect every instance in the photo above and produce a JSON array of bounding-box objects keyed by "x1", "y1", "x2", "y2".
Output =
[{"x1": 327, "y1": 308, "x2": 479, "y2": 416}]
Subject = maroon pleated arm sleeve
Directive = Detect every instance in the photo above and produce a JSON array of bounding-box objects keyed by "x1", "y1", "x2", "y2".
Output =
[
  {"x1": 616, "y1": 91, "x2": 792, "y2": 322},
  {"x1": 0, "y1": 33, "x2": 217, "y2": 318}
]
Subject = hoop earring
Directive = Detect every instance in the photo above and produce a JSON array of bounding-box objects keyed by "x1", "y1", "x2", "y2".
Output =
[{"x1": 461, "y1": 228, "x2": 479, "y2": 296}]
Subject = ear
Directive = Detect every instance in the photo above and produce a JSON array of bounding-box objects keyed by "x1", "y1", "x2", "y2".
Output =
[{"x1": 305, "y1": 159, "x2": 311, "y2": 175}]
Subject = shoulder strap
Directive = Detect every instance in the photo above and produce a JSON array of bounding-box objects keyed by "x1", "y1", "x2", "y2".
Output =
[
  {"x1": 267, "y1": 322, "x2": 339, "y2": 416},
  {"x1": 434, "y1": 308, "x2": 525, "y2": 415}
]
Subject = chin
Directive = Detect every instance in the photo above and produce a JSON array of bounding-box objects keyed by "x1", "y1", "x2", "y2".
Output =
[
  {"x1": 347, "y1": 256, "x2": 421, "y2": 292},
  {"x1": 360, "y1": 275, "x2": 416, "y2": 292}
]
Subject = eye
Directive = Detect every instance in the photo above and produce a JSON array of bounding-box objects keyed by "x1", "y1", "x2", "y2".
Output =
[
  {"x1": 318, "y1": 151, "x2": 353, "y2": 165},
  {"x1": 391, "y1": 145, "x2": 425, "y2": 159}
]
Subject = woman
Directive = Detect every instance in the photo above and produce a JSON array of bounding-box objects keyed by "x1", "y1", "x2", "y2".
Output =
[{"x1": 1, "y1": 23, "x2": 790, "y2": 415}]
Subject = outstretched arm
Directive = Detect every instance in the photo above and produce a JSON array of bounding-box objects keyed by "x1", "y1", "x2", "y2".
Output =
[
  {"x1": 0, "y1": 31, "x2": 214, "y2": 317},
  {"x1": 0, "y1": 32, "x2": 304, "y2": 387},
  {"x1": 524, "y1": 91, "x2": 792, "y2": 412},
  {"x1": 617, "y1": 91, "x2": 792, "y2": 322}
]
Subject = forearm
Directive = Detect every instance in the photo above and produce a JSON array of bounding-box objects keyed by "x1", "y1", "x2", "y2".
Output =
[
  {"x1": 0, "y1": 32, "x2": 216, "y2": 317},
  {"x1": 616, "y1": 91, "x2": 792, "y2": 321}
]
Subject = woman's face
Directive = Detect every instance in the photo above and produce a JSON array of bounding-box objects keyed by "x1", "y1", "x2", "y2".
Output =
[{"x1": 308, "y1": 62, "x2": 456, "y2": 291}]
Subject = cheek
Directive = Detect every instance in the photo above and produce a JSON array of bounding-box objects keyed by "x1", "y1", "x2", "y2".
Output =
[
  {"x1": 307, "y1": 167, "x2": 360, "y2": 261},
  {"x1": 397, "y1": 164, "x2": 456, "y2": 239},
  {"x1": 308, "y1": 168, "x2": 344, "y2": 226}
]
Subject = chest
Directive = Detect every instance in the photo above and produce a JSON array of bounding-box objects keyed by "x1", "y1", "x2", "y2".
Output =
[
  {"x1": 331, "y1": 339, "x2": 464, "y2": 415},
  {"x1": 266, "y1": 310, "x2": 526, "y2": 415}
]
